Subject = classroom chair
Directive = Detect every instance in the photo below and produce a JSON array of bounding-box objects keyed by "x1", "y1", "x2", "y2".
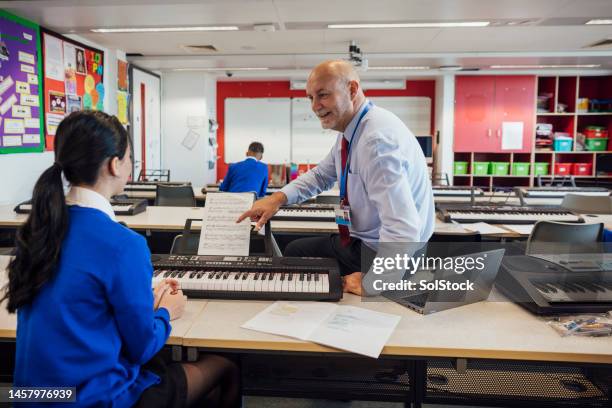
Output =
[
  {"x1": 155, "y1": 184, "x2": 196, "y2": 207},
  {"x1": 525, "y1": 221, "x2": 603, "y2": 255}
]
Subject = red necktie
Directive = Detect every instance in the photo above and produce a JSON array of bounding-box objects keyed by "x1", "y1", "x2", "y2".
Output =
[{"x1": 339, "y1": 137, "x2": 351, "y2": 247}]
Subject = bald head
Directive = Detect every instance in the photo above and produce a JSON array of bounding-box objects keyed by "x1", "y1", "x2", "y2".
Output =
[
  {"x1": 309, "y1": 60, "x2": 361, "y2": 85},
  {"x1": 306, "y1": 60, "x2": 366, "y2": 132}
]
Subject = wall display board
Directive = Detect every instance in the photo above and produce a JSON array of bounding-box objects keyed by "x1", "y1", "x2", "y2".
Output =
[
  {"x1": 41, "y1": 29, "x2": 104, "y2": 150},
  {"x1": 224, "y1": 98, "x2": 291, "y2": 164},
  {"x1": 0, "y1": 10, "x2": 44, "y2": 154}
]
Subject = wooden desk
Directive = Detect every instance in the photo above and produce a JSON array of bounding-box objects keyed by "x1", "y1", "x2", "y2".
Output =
[
  {"x1": 182, "y1": 293, "x2": 612, "y2": 365},
  {"x1": 0, "y1": 255, "x2": 207, "y2": 346},
  {"x1": 0, "y1": 204, "x2": 525, "y2": 238}
]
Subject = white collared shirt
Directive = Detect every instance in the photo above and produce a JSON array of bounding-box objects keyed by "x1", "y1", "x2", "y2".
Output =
[
  {"x1": 65, "y1": 186, "x2": 117, "y2": 222},
  {"x1": 281, "y1": 99, "x2": 435, "y2": 247}
]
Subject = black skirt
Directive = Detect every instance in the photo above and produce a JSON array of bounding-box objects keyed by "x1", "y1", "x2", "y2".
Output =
[{"x1": 133, "y1": 350, "x2": 188, "y2": 408}]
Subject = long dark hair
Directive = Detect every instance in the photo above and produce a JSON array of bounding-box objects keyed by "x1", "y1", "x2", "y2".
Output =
[{"x1": 2, "y1": 111, "x2": 129, "y2": 313}]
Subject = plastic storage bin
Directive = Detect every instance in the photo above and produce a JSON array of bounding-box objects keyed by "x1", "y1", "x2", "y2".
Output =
[
  {"x1": 490, "y1": 162, "x2": 510, "y2": 176},
  {"x1": 554, "y1": 163, "x2": 572, "y2": 176},
  {"x1": 573, "y1": 163, "x2": 593, "y2": 176},
  {"x1": 584, "y1": 126, "x2": 609, "y2": 139},
  {"x1": 472, "y1": 162, "x2": 490, "y2": 176},
  {"x1": 533, "y1": 162, "x2": 549, "y2": 176},
  {"x1": 585, "y1": 138, "x2": 608, "y2": 151},
  {"x1": 454, "y1": 161, "x2": 468, "y2": 175},
  {"x1": 511, "y1": 162, "x2": 530, "y2": 176},
  {"x1": 553, "y1": 137, "x2": 573, "y2": 152}
]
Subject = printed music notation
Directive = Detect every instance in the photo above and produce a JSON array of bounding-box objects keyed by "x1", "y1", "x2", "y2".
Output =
[{"x1": 197, "y1": 192, "x2": 254, "y2": 256}]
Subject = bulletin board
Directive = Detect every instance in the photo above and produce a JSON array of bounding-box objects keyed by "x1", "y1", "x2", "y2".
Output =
[
  {"x1": 41, "y1": 28, "x2": 104, "y2": 150},
  {"x1": 0, "y1": 10, "x2": 44, "y2": 154}
]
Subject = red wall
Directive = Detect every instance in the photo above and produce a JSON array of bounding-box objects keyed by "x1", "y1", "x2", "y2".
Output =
[{"x1": 216, "y1": 80, "x2": 436, "y2": 181}]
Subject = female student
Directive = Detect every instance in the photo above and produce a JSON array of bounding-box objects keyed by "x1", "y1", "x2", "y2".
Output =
[{"x1": 2, "y1": 111, "x2": 240, "y2": 407}]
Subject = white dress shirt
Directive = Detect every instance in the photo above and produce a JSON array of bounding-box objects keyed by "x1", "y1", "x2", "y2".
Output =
[
  {"x1": 65, "y1": 186, "x2": 117, "y2": 222},
  {"x1": 281, "y1": 99, "x2": 435, "y2": 247}
]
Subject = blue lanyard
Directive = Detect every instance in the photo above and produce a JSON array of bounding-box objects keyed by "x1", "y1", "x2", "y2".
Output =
[{"x1": 339, "y1": 101, "x2": 372, "y2": 200}]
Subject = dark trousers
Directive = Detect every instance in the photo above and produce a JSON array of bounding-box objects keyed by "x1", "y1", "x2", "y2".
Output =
[{"x1": 283, "y1": 234, "x2": 363, "y2": 276}]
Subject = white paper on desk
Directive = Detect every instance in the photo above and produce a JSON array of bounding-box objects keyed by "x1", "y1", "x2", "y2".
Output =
[
  {"x1": 242, "y1": 302, "x2": 336, "y2": 340},
  {"x1": 501, "y1": 224, "x2": 534, "y2": 235},
  {"x1": 501, "y1": 121, "x2": 523, "y2": 150},
  {"x1": 242, "y1": 302, "x2": 401, "y2": 358},
  {"x1": 198, "y1": 192, "x2": 254, "y2": 256},
  {"x1": 460, "y1": 222, "x2": 507, "y2": 235}
]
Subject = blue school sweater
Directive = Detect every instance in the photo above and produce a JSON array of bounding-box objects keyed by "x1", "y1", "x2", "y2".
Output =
[
  {"x1": 219, "y1": 157, "x2": 269, "y2": 198},
  {"x1": 14, "y1": 206, "x2": 171, "y2": 407}
]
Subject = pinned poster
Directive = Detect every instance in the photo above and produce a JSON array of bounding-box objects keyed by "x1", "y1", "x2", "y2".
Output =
[
  {"x1": 4, "y1": 118, "x2": 25, "y2": 134},
  {"x1": 18, "y1": 51, "x2": 35, "y2": 65},
  {"x1": 49, "y1": 91, "x2": 66, "y2": 113},
  {"x1": 66, "y1": 95, "x2": 81, "y2": 113},
  {"x1": 43, "y1": 33, "x2": 63, "y2": 81},
  {"x1": 46, "y1": 112, "x2": 64, "y2": 136},
  {"x1": 11, "y1": 105, "x2": 31, "y2": 118},
  {"x1": 117, "y1": 91, "x2": 128, "y2": 124},
  {"x1": 0, "y1": 94, "x2": 17, "y2": 114},
  {"x1": 27, "y1": 73, "x2": 38, "y2": 84},
  {"x1": 3, "y1": 135, "x2": 22, "y2": 147},
  {"x1": 21, "y1": 94, "x2": 39, "y2": 106},
  {"x1": 117, "y1": 59, "x2": 128, "y2": 91},
  {"x1": 15, "y1": 81, "x2": 30, "y2": 94},
  {"x1": 24, "y1": 117, "x2": 40, "y2": 128},
  {"x1": 0, "y1": 76, "x2": 14, "y2": 96},
  {"x1": 75, "y1": 48, "x2": 86, "y2": 75},
  {"x1": 501, "y1": 121, "x2": 524, "y2": 150},
  {"x1": 20, "y1": 64, "x2": 34, "y2": 74}
]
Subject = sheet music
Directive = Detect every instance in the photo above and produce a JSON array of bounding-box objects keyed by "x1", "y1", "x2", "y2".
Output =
[
  {"x1": 198, "y1": 192, "x2": 254, "y2": 256},
  {"x1": 242, "y1": 302, "x2": 401, "y2": 358}
]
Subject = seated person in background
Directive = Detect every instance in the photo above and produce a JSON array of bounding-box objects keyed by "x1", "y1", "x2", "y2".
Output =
[
  {"x1": 3, "y1": 111, "x2": 240, "y2": 408},
  {"x1": 220, "y1": 141, "x2": 268, "y2": 198}
]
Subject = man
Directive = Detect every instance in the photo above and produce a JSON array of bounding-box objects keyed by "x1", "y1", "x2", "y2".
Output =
[
  {"x1": 238, "y1": 60, "x2": 435, "y2": 295},
  {"x1": 220, "y1": 142, "x2": 268, "y2": 198}
]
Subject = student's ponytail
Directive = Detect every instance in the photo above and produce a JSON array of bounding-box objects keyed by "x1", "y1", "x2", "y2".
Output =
[
  {"x1": 4, "y1": 162, "x2": 68, "y2": 312},
  {"x1": 2, "y1": 111, "x2": 129, "y2": 313}
]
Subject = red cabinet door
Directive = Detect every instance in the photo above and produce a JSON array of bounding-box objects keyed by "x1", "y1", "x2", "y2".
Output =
[
  {"x1": 454, "y1": 76, "x2": 496, "y2": 152},
  {"x1": 492, "y1": 75, "x2": 536, "y2": 152}
]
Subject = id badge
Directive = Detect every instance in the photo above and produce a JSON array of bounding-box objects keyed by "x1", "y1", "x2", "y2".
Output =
[{"x1": 334, "y1": 204, "x2": 352, "y2": 227}]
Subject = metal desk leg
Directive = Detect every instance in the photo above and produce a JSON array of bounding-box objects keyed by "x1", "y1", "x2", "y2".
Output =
[
  {"x1": 411, "y1": 360, "x2": 426, "y2": 408},
  {"x1": 171, "y1": 345, "x2": 182, "y2": 362},
  {"x1": 187, "y1": 347, "x2": 198, "y2": 362}
]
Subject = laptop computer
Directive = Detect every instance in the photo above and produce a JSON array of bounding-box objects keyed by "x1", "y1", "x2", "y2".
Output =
[{"x1": 382, "y1": 249, "x2": 505, "y2": 315}]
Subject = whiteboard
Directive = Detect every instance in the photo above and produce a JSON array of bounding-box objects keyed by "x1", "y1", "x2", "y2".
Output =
[
  {"x1": 291, "y1": 98, "x2": 338, "y2": 164},
  {"x1": 225, "y1": 98, "x2": 291, "y2": 164},
  {"x1": 369, "y1": 96, "x2": 432, "y2": 136}
]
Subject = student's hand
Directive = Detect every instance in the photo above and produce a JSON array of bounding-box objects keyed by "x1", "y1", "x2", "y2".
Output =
[
  {"x1": 342, "y1": 272, "x2": 363, "y2": 296},
  {"x1": 158, "y1": 289, "x2": 186, "y2": 321},
  {"x1": 153, "y1": 279, "x2": 180, "y2": 310},
  {"x1": 237, "y1": 192, "x2": 288, "y2": 230}
]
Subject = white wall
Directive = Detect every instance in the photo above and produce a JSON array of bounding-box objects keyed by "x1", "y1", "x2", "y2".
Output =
[
  {"x1": 0, "y1": 35, "x2": 124, "y2": 206},
  {"x1": 161, "y1": 71, "x2": 216, "y2": 185},
  {"x1": 435, "y1": 74, "x2": 456, "y2": 183}
]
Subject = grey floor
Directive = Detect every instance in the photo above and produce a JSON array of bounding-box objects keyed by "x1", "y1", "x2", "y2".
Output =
[{"x1": 243, "y1": 396, "x2": 491, "y2": 408}]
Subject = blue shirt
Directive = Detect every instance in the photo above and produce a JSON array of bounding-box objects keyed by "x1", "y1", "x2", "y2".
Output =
[
  {"x1": 281, "y1": 99, "x2": 435, "y2": 246},
  {"x1": 14, "y1": 206, "x2": 171, "y2": 407},
  {"x1": 220, "y1": 157, "x2": 269, "y2": 198}
]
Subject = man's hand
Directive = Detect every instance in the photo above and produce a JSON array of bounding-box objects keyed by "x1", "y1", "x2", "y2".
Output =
[
  {"x1": 342, "y1": 272, "x2": 364, "y2": 296},
  {"x1": 237, "y1": 192, "x2": 288, "y2": 230}
]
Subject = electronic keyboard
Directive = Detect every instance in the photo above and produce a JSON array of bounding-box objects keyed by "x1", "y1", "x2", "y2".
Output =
[
  {"x1": 517, "y1": 187, "x2": 609, "y2": 198},
  {"x1": 203, "y1": 185, "x2": 284, "y2": 195},
  {"x1": 497, "y1": 253, "x2": 612, "y2": 314},
  {"x1": 273, "y1": 204, "x2": 335, "y2": 222},
  {"x1": 152, "y1": 254, "x2": 342, "y2": 301},
  {"x1": 436, "y1": 205, "x2": 583, "y2": 224},
  {"x1": 433, "y1": 186, "x2": 484, "y2": 197},
  {"x1": 14, "y1": 198, "x2": 148, "y2": 216},
  {"x1": 125, "y1": 181, "x2": 191, "y2": 192}
]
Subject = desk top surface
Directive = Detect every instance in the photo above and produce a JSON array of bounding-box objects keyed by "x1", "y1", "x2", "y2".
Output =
[
  {"x1": 0, "y1": 205, "x2": 518, "y2": 237},
  {"x1": 183, "y1": 292, "x2": 612, "y2": 364}
]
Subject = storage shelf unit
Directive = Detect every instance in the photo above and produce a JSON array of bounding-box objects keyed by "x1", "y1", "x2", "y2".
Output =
[{"x1": 452, "y1": 75, "x2": 612, "y2": 191}]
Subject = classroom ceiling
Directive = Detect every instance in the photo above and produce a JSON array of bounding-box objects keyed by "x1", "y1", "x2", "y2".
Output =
[{"x1": 2, "y1": 0, "x2": 612, "y2": 77}]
